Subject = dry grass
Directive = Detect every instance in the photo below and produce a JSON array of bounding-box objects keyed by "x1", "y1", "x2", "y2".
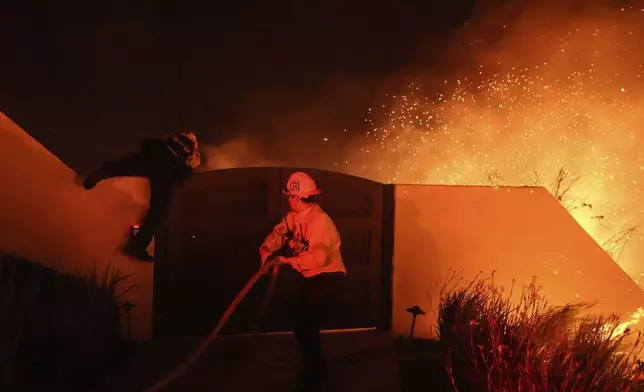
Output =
[
  {"x1": 0, "y1": 254, "x2": 133, "y2": 391},
  {"x1": 437, "y1": 271, "x2": 644, "y2": 392}
]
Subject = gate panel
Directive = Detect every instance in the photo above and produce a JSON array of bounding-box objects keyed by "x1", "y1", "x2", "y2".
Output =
[{"x1": 153, "y1": 168, "x2": 282, "y2": 338}]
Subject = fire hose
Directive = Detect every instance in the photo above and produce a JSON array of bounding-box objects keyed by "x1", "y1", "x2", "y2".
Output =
[
  {"x1": 251, "y1": 263, "x2": 280, "y2": 354},
  {"x1": 143, "y1": 261, "x2": 281, "y2": 392}
]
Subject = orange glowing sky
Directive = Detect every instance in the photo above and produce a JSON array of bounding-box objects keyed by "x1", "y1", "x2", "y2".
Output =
[{"x1": 338, "y1": 5, "x2": 644, "y2": 286}]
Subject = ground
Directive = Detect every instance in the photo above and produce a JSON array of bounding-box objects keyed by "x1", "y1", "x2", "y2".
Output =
[
  {"x1": 394, "y1": 337, "x2": 452, "y2": 391},
  {"x1": 95, "y1": 330, "x2": 403, "y2": 392}
]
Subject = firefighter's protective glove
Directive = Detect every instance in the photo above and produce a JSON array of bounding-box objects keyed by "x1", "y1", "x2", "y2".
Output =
[
  {"x1": 261, "y1": 256, "x2": 287, "y2": 274},
  {"x1": 261, "y1": 257, "x2": 278, "y2": 274}
]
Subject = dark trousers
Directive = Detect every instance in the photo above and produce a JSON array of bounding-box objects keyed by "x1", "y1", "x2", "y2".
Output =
[
  {"x1": 89, "y1": 140, "x2": 183, "y2": 252},
  {"x1": 293, "y1": 272, "x2": 344, "y2": 384}
]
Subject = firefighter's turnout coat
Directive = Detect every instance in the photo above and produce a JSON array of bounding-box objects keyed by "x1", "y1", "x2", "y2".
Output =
[{"x1": 260, "y1": 204, "x2": 346, "y2": 278}]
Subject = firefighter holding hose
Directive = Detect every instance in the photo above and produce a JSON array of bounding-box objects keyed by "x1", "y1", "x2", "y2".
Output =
[
  {"x1": 82, "y1": 130, "x2": 201, "y2": 262},
  {"x1": 260, "y1": 171, "x2": 346, "y2": 391}
]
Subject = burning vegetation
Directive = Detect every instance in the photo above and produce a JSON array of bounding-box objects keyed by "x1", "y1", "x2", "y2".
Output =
[{"x1": 435, "y1": 271, "x2": 644, "y2": 391}]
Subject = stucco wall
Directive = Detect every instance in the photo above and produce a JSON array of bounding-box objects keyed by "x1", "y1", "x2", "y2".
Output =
[
  {"x1": 0, "y1": 112, "x2": 154, "y2": 341},
  {"x1": 392, "y1": 185, "x2": 644, "y2": 338}
]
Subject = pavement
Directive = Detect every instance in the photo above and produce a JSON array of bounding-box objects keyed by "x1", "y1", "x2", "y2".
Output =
[{"x1": 95, "y1": 329, "x2": 402, "y2": 392}]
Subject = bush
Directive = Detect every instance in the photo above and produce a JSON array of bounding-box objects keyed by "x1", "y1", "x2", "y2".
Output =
[
  {"x1": 0, "y1": 254, "x2": 132, "y2": 391},
  {"x1": 437, "y1": 271, "x2": 644, "y2": 392}
]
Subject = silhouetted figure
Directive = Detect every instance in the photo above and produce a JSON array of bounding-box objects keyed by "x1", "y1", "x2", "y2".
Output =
[
  {"x1": 82, "y1": 131, "x2": 201, "y2": 262},
  {"x1": 260, "y1": 172, "x2": 346, "y2": 391}
]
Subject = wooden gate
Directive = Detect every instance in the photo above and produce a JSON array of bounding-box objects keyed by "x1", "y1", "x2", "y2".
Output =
[{"x1": 153, "y1": 167, "x2": 389, "y2": 338}]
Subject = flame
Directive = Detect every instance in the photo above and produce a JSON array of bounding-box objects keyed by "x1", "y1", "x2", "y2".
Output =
[{"x1": 606, "y1": 307, "x2": 644, "y2": 339}]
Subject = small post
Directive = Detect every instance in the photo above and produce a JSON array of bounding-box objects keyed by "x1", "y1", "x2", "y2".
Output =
[
  {"x1": 123, "y1": 301, "x2": 135, "y2": 342},
  {"x1": 405, "y1": 305, "x2": 426, "y2": 338}
]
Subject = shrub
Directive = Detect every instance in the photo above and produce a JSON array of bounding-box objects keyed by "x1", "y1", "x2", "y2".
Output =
[
  {"x1": 437, "y1": 271, "x2": 644, "y2": 392},
  {"x1": 0, "y1": 254, "x2": 133, "y2": 391}
]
